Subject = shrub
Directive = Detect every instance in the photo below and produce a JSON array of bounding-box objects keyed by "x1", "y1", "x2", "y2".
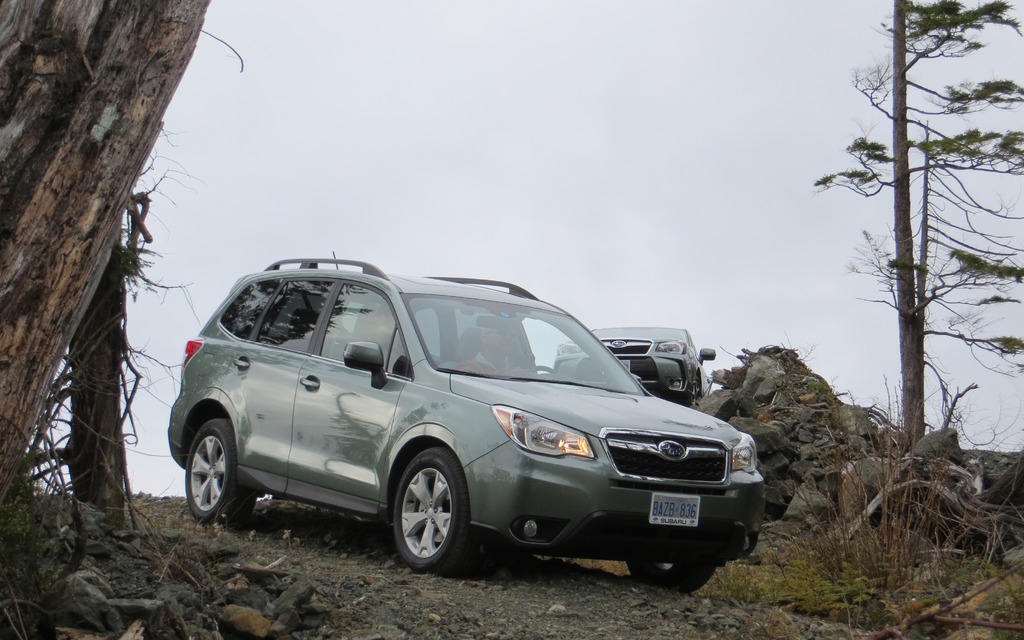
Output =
[{"x1": 0, "y1": 461, "x2": 57, "y2": 639}]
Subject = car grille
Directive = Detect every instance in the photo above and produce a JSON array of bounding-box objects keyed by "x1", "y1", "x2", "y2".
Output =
[
  {"x1": 602, "y1": 339, "x2": 651, "y2": 356},
  {"x1": 604, "y1": 432, "x2": 728, "y2": 482}
]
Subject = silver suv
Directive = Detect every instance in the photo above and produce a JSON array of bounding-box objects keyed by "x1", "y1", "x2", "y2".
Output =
[
  {"x1": 594, "y1": 327, "x2": 717, "y2": 407},
  {"x1": 167, "y1": 259, "x2": 764, "y2": 591}
]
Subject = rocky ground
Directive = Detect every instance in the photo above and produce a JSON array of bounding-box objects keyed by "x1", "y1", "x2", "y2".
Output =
[
  {"x1": 11, "y1": 346, "x2": 1023, "y2": 640},
  {"x1": 29, "y1": 495, "x2": 858, "y2": 640}
]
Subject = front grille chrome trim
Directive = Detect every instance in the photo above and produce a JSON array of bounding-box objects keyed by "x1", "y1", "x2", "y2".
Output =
[{"x1": 600, "y1": 429, "x2": 730, "y2": 484}]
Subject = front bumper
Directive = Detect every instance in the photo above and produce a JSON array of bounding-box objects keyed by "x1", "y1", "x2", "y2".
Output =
[
  {"x1": 622, "y1": 356, "x2": 692, "y2": 395},
  {"x1": 465, "y1": 441, "x2": 764, "y2": 563}
]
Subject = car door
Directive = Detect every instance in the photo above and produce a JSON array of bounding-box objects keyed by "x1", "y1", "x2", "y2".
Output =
[
  {"x1": 287, "y1": 282, "x2": 407, "y2": 513},
  {"x1": 233, "y1": 279, "x2": 333, "y2": 488}
]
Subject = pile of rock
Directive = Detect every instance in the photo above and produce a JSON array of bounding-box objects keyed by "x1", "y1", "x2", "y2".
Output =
[
  {"x1": 27, "y1": 499, "x2": 333, "y2": 639},
  {"x1": 699, "y1": 346, "x2": 882, "y2": 520},
  {"x1": 699, "y1": 345, "x2": 1024, "y2": 562}
]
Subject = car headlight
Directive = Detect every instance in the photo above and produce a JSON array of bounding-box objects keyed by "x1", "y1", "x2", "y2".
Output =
[
  {"x1": 731, "y1": 432, "x2": 758, "y2": 472},
  {"x1": 654, "y1": 340, "x2": 687, "y2": 355},
  {"x1": 492, "y1": 406, "x2": 594, "y2": 458}
]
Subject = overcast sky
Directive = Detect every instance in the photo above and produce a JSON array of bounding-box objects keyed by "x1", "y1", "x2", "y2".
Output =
[{"x1": 125, "y1": 1, "x2": 1024, "y2": 497}]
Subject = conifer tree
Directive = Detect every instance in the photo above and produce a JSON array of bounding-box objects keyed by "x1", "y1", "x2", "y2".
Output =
[{"x1": 817, "y1": 1, "x2": 1024, "y2": 440}]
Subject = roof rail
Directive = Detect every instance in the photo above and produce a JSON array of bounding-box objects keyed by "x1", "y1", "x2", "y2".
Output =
[
  {"x1": 427, "y1": 277, "x2": 537, "y2": 300},
  {"x1": 265, "y1": 259, "x2": 388, "y2": 280}
]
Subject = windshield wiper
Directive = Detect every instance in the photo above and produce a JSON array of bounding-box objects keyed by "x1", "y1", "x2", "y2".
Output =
[
  {"x1": 438, "y1": 368, "x2": 614, "y2": 392},
  {"x1": 500, "y1": 376, "x2": 612, "y2": 391}
]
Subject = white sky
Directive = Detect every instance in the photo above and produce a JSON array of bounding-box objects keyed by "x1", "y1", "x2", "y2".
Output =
[{"x1": 125, "y1": 1, "x2": 1024, "y2": 497}]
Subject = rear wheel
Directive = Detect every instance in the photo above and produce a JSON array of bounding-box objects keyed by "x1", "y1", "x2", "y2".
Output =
[
  {"x1": 393, "y1": 447, "x2": 482, "y2": 577},
  {"x1": 626, "y1": 560, "x2": 717, "y2": 593},
  {"x1": 185, "y1": 419, "x2": 256, "y2": 526}
]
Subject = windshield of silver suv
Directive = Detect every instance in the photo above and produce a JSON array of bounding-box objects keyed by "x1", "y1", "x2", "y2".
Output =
[{"x1": 405, "y1": 294, "x2": 641, "y2": 393}]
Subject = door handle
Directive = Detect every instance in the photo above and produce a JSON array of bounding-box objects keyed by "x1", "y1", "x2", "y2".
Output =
[
  {"x1": 234, "y1": 356, "x2": 251, "y2": 371},
  {"x1": 300, "y1": 376, "x2": 321, "y2": 391}
]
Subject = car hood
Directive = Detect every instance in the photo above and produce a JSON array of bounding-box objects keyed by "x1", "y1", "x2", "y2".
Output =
[
  {"x1": 449, "y1": 376, "x2": 742, "y2": 446},
  {"x1": 593, "y1": 327, "x2": 687, "y2": 341}
]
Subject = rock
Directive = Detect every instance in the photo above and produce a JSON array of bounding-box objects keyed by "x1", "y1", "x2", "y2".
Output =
[
  {"x1": 219, "y1": 604, "x2": 273, "y2": 638},
  {"x1": 40, "y1": 571, "x2": 114, "y2": 632},
  {"x1": 270, "y1": 575, "x2": 316, "y2": 615},
  {"x1": 840, "y1": 458, "x2": 888, "y2": 519},
  {"x1": 762, "y1": 484, "x2": 790, "y2": 520},
  {"x1": 740, "y1": 356, "x2": 785, "y2": 404},
  {"x1": 270, "y1": 608, "x2": 301, "y2": 637},
  {"x1": 84, "y1": 540, "x2": 114, "y2": 558},
  {"x1": 107, "y1": 598, "x2": 164, "y2": 626},
  {"x1": 915, "y1": 428, "x2": 963, "y2": 463},
  {"x1": 729, "y1": 417, "x2": 793, "y2": 457},
  {"x1": 782, "y1": 485, "x2": 831, "y2": 524},
  {"x1": 759, "y1": 451, "x2": 791, "y2": 480},
  {"x1": 225, "y1": 585, "x2": 271, "y2": 613},
  {"x1": 698, "y1": 389, "x2": 756, "y2": 421},
  {"x1": 834, "y1": 404, "x2": 876, "y2": 439},
  {"x1": 201, "y1": 534, "x2": 242, "y2": 560},
  {"x1": 1003, "y1": 545, "x2": 1024, "y2": 567}
]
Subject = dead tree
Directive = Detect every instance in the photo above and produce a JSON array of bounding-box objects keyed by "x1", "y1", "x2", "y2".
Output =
[{"x1": 0, "y1": 0, "x2": 211, "y2": 503}]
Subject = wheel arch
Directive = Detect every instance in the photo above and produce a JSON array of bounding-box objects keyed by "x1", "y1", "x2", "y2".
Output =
[
  {"x1": 176, "y1": 397, "x2": 232, "y2": 467},
  {"x1": 384, "y1": 432, "x2": 457, "y2": 523}
]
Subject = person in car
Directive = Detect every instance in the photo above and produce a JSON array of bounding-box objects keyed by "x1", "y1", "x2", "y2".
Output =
[{"x1": 460, "y1": 327, "x2": 517, "y2": 373}]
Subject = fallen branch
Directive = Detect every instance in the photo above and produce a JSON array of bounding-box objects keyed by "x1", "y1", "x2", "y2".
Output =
[
  {"x1": 862, "y1": 563, "x2": 1024, "y2": 639},
  {"x1": 932, "y1": 615, "x2": 1024, "y2": 632}
]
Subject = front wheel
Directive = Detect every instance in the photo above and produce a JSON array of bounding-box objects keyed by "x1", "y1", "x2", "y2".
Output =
[
  {"x1": 626, "y1": 560, "x2": 717, "y2": 593},
  {"x1": 185, "y1": 419, "x2": 256, "y2": 526},
  {"x1": 393, "y1": 447, "x2": 482, "y2": 577}
]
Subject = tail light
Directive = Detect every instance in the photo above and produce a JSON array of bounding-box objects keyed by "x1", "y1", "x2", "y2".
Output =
[{"x1": 183, "y1": 339, "x2": 204, "y2": 368}]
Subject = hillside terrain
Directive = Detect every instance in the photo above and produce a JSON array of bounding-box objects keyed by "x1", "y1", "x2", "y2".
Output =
[{"x1": 4, "y1": 346, "x2": 1023, "y2": 640}]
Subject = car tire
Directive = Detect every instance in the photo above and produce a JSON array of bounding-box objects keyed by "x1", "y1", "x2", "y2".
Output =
[
  {"x1": 626, "y1": 560, "x2": 717, "y2": 593},
  {"x1": 393, "y1": 447, "x2": 482, "y2": 577},
  {"x1": 185, "y1": 419, "x2": 256, "y2": 526}
]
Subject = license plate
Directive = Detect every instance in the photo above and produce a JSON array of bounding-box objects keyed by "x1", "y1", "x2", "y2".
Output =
[{"x1": 649, "y1": 492, "x2": 700, "y2": 527}]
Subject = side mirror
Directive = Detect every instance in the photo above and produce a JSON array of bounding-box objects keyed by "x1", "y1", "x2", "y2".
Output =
[
  {"x1": 344, "y1": 341, "x2": 387, "y2": 389},
  {"x1": 698, "y1": 348, "x2": 717, "y2": 363}
]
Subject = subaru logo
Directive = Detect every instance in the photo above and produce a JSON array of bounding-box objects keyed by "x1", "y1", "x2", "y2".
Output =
[
  {"x1": 658, "y1": 440, "x2": 686, "y2": 459},
  {"x1": 611, "y1": 340, "x2": 626, "y2": 348}
]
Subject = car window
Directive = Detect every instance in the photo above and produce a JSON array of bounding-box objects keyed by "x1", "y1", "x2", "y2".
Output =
[
  {"x1": 321, "y1": 284, "x2": 397, "y2": 363},
  {"x1": 220, "y1": 279, "x2": 280, "y2": 339},
  {"x1": 411, "y1": 306, "x2": 441, "y2": 362},
  {"x1": 255, "y1": 280, "x2": 332, "y2": 352},
  {"x1": 404, "y1": 294, "x2": 641, "y2": 393}
]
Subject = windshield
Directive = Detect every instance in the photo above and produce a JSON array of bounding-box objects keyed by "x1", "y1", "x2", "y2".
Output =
[{"x1": 404, "y1": 294, "x2": 642, "y2": 394}]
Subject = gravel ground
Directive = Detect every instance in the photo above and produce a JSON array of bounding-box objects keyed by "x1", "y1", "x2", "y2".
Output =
[{"x1": 116, "y1": 496, "x2": 859, "y2": 640}]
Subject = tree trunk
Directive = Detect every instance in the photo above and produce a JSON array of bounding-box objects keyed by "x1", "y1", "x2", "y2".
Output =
[
  {"x1": 0, "y1": 0, "x2": 210, "y2": 504},
  {"x1": 891, "y1": 0, "x2": 927, "y2": 442},
  {"x1": 67, "y1": 258, "x2": 127, "y2": 523}
]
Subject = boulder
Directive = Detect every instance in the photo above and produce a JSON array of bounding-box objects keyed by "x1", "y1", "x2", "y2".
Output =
[
  {"x1": 40, "y1": 571, "x2": 116, "y2": 632},
  {"x1": 914, "y1": 428, "x2": 963, "y2": 464}
]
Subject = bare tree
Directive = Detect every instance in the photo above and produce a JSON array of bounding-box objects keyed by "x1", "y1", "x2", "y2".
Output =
[
  {"x1": 817, "y1": 0, "x2": 1024, "y2": 441},
  {"x1": 0, "y1": 0, "x2": 211, "y2": 503},
  {"x1": 61, "y1": 192, "x2": 153, "y2": 524}
]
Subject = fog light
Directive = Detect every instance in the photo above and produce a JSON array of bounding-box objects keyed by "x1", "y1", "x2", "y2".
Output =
[
  {"x1": 522, "y1": 519, "x2": 539, "y2": 538},
  {"x1": 668, "y1": 378, "x2": 683, "y2": 390}
]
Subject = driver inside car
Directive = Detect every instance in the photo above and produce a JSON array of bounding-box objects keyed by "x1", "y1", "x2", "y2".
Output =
[{"x1": 459, "y1": 327, "x2": 518, "y2": 373}]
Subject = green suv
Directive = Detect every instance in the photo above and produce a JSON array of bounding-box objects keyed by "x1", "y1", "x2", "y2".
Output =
[{"x1": 167, "y1": 259, "x2": 764, "y2": 591}]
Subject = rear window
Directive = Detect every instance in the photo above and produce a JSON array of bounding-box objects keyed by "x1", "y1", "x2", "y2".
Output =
[{"x1": 220, "y1": 280, "x2": 280, "y2": 339}]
